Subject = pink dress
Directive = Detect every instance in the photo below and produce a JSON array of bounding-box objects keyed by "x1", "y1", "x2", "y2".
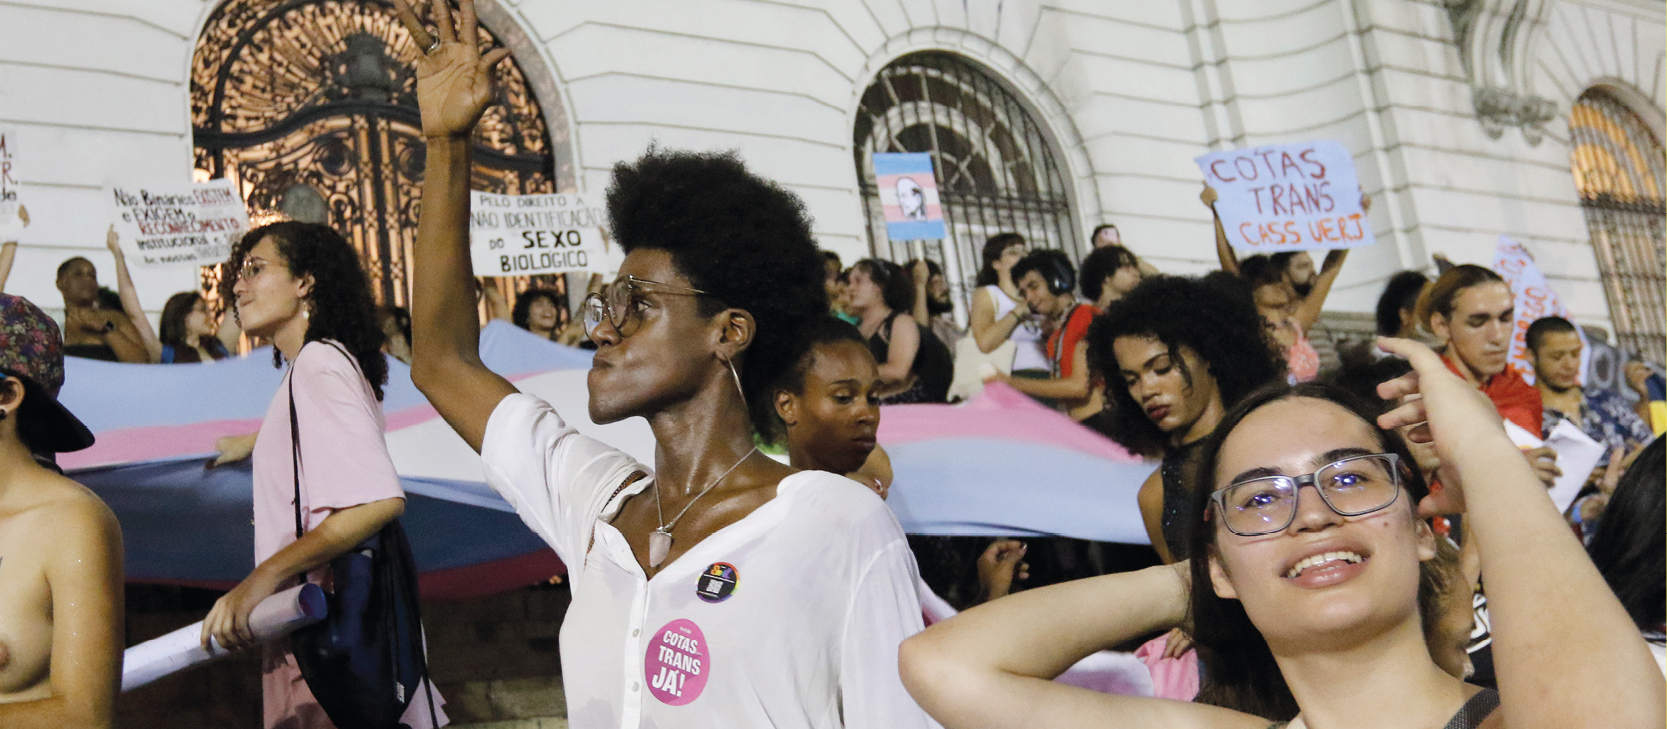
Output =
[{"x1": 251, "y1": 341, "x2": 447, "y2": 729}]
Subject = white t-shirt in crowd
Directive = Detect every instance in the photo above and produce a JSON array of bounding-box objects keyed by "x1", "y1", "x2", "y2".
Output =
[
  {"x1": 983, "y1": 285, "x2": 1049, "y2": 372},
  {"x1": 480, "y1": 392, "x2": 938, "y2": 729}
]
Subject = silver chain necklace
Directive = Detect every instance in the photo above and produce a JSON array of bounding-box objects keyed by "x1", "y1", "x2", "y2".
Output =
[{"x1": 648, "y1": 446, "x2": 757, "y2": 569}]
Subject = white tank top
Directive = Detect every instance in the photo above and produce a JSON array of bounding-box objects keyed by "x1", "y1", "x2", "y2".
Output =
[{"x1": 984, "y1": 285, "x2": 1050, "y2": 372}]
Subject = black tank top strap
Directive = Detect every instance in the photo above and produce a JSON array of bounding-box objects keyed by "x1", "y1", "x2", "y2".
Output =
[{"x1": 1443, "y1": 688, "x2": 1499, "y2": 729}]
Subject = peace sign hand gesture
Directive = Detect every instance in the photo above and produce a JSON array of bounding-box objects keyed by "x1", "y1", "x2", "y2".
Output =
[{"x1": 391, "y1": 0, "x2": 511, "y2": 140}]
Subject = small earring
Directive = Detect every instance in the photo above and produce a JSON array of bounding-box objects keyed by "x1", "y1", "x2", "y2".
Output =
[
  {"x1": 0, "y1": 409, "x2": 9, "y2": 421},
  {"x1": 302, "y1": 300, "x2": 312, "y2": 321}
]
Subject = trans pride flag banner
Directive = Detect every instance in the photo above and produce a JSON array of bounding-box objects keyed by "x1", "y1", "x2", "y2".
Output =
[
  {"x1": 873, "y1": 152, "x2": 947, "y2": 241},
  {"x1": 60, "y1": 323, "x2": 1152, "y2": 599}
]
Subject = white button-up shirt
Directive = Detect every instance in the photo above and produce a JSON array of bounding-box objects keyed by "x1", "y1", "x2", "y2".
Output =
[{"x1": 481, "y1": 393, "x2": 937, "y2": 729}]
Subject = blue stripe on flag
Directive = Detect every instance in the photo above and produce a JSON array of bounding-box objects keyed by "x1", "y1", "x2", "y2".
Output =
[
  {"x1": 886, "y1": 220, "x2": 947, "y2": 240},
  {"x1": 872, "y1": 152, "x2": 935, "y2": 176}
]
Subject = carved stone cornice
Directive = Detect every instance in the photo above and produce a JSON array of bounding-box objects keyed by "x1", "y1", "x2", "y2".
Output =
[{"x1": 1445, "y1": 0, "x2": 1559, "y2": 144}]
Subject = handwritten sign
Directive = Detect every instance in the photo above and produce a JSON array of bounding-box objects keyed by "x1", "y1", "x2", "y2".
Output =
[
  {"x1": 108, "y1": 179, "x2": 249, "y2": 267},
  {"x1": 1492, "y1": 236, "x2": 1588, "y2": 385},
  {"x1": 873, "y1": 153, "x2": 946, "y2": 241},
  {"x1": 0, "y1": 127, "x2": 21, "y2": 237},
  {"x1": 469, "y1": 191, "x2": 611, "y2": 277},
  {"x1": 1195, "y1": 140, "x2": 1375, "y2": 252}
]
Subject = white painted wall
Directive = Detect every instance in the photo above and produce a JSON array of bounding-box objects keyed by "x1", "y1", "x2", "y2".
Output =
[{"x1": 0, "y1": 0, "x2": 1658, "y2": 335}]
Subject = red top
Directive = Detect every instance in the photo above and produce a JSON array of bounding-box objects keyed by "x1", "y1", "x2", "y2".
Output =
[
  {"x1": 1047, "y1": 304, "x2": 1099, "y2": 378},
  {"x1": 1443, "y1": 355, "x2": 1543, "y2": 434}
]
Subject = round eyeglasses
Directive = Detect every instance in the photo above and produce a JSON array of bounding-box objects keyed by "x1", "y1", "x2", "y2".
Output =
[
  {"x1": 581, "y1": 275, "x2": 714, "y2": 340},
  {"x1": 1209, "y1": 452, "x2": 1403, "y2": 537}
]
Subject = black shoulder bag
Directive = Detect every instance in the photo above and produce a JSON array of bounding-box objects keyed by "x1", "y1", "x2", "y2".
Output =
[{"x1": 287, "y1": 342, "x2": 436, "y2": 729}]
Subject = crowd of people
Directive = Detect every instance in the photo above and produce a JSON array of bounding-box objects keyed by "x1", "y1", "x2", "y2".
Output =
[{"x1": 0, "y1": 1, "x2": 1662, "y2": 727}]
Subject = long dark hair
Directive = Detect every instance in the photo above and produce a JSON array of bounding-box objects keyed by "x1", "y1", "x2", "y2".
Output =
[
  {"x1": 510, "y1": 287, "x2": 564, "y2": 336},
  {"x1": 1187, "y1": 382, "x2": 1439, "y2": 721},
  {"x1": 159, "y1": 292, "x2": 227, "y2": 363},
  {"x1": 225, "y1": 222, "x2": 389, "y2": 400},
  {"x1": 1587, "y1": 435, "x2": 1666, "y2": 633},
  {"x1": 1085, "y1": 276, "x2": 1283, "y2": 457},
  {"x1": 974, "y1": 233, "x2": 1025, "y2": 287}
]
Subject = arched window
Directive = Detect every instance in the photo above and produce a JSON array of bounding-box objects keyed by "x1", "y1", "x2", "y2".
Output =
[
  {"x1": 854, "y1": 52, "x2": 1078, "y2": 314},
  {"x1": 1568, "y1": 89, "x2": 1666, "y2": 365},
  {"x1": 191, "y1": 0, "x2": 565, "y2": 313}
]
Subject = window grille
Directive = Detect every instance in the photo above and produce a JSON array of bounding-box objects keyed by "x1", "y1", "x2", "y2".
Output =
[
  {"x1": 1568, "y1": 89, "x2": 1666, "y2": 366},
  {"x1": 854, "y1": 52, "x2": 1079, "y2": 319},
  {"x1": 191, "y1": 0, "x2": 564, "y2": 315}
]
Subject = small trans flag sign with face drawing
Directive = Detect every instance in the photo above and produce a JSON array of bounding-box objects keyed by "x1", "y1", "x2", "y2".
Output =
[{"x1": 873, "y1": 153, "x2": 946, "y2": 241}]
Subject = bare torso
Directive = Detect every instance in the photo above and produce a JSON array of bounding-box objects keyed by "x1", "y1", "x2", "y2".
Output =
[{"x1": 0, "y1": 471, "x2": 115, "y2": 704}]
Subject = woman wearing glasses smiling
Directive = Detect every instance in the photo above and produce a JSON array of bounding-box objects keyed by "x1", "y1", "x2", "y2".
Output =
[
  {"x1": 397, "y1": 1, "x2": 934, "y2": 727},
  {"x1": 901, "y1": 337, "x2": 1663, "y2": 729}
]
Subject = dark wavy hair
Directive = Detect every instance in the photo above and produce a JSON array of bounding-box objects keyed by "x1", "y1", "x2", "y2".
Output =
[
  {"x1": 1238, "y1": 254, "x2": 1286, "y2": 291},
  {"x1": 852, "y1": 258, "x2": 915, "y2": 314},
  {"x1": 607, "y1": 147, "x2": 827, "y2": 434},
  {"x1": 510, "y1": 287, "x2": 565, "y2": 336},
  {"x1": 1587, "y1": 434, "x2": 1666, "y2": 633},
  {"x1": 1375, "y1": 270, "x2": 1429, "y2": 337},
  {"x1": 761, "y1": 316, "x2": 871, "y2": 443},
  {"x1": 1188, "y1": 381, "x2": 1440, "y2": 721},
  {"x1": 224, "y1": 221, "x2": 389, "y2": 400},
  {"x1": 1079, "y1": 245, "x2": 1137, "y2": 302},
  {"x1": 1085, "y1": 276, "x2": 1283, "y2": 456},
  {"x1": 159, "y1": 291, "x2": 228, "y2": 363},
  {"x1": 974, "y1": 233, "x2": 1025, "y2": 287}
]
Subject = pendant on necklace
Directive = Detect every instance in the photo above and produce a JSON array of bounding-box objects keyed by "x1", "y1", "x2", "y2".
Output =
[{"x1": 648, "y1": 529, "x2": 672, "y2": 568}]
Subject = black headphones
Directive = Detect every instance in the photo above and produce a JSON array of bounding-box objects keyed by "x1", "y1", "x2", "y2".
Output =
[{"x1": 1039, "y1": 252, "x2": 1075, "y2": 297}]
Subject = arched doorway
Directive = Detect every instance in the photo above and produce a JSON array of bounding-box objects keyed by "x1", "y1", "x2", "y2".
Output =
[
  {"x1": 191, "y1": 0, "x2": 567, "y2": 316},
  {"x1": 853, "y1": 51, "x2": 1079, "y2": 317},
  {"x1": 1568, "y1": 88, "x2": 1666, "y2": 365}
]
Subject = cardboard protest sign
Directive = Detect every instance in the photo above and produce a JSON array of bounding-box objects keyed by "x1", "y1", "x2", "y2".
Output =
[
  {"x1": 1492, "y1": 235, "x2": 1589, "y2": 385},
  {"x1": 0, "y1": 127, "x2": 21, "y2": 237},
  {"x1": 108, "y1": 179, "x2": 249, "y2": 267},
  {"x1": 873, "y1": 153, "x2": 946, "y2": 241},
  {"x1": 1195, "y1": 140, "x2": 1374, "y2": 253},
  {"x1": 470, "y1": 191, "x2": 611, "y2": 277}
]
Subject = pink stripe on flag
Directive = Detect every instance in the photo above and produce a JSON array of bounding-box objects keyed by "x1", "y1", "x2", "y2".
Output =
[
  {"x1": 60, "y1": 418, "x2": 266, "y2": 471},
  {"x1": 877, "y1": 382, "x2": 1144, "y2": 464}
]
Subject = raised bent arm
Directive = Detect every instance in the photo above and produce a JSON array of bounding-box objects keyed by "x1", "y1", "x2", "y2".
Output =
[
  {"x1": 397, "y1": 0, "x2": 517, "y2": 452},
  {"x1": 0, "y1": 498, "x2": 124, "y2": 729},
  {"x1": 899, "y1": 562, "x2": 1262, "y2": 729},
  {"x1": 106, "y1": 226, "x2": 162, "y2": 361},
  {"x1": 969, "y1": 288, "x2": 1022, "y2": 354},
  {"x1": 1202, "y1": 185, "x2": 1238, "y2": 275},
  {"x1": 1377, "y1": 338, "x2": 1665, "y2": 729},
  {"x1": 1291, "y1": 248, "x2": 1347, "y2": 333}
]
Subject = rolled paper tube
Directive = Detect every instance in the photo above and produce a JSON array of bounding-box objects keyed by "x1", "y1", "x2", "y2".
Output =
[{"x1": 121, "y1": 583, "x2": 327, "y2": 692}]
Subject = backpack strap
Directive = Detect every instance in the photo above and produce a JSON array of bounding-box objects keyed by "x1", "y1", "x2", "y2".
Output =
[{"x1": 289, "y1": 339, "x2": 361, "y2": 542}]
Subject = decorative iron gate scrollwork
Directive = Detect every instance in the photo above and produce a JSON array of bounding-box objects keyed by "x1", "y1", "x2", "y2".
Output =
[
  {"x1": 854, "y1": 51, "x2": 1079, "y2": 320},
  {"x1": 1568, "y1": 89, "x2": 1666, "y2": 366},
  {"x1": 191, "y1": 0, "x2": 563, "y2": 313}
]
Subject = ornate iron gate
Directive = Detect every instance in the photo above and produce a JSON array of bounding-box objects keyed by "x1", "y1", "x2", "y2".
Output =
[
  {"x1": 1568, "y1": 89, "x2": 1666, "y2": 366},
  {"x1": 854, "y1": 51, "x2": 1079, "y2": 318},
  {"x1": 191, "y1": 0, "x2": 562, "y2": 311}
]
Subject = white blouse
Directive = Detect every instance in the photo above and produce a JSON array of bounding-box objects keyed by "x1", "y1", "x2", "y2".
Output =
[{"x1": 480, "y1": 393, "x2": 937, "y2": 729}]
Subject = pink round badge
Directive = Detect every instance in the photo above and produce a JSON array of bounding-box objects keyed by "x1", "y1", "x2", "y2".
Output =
[{"x1": 644, "y1": 618, "x2": 709, "y2": 705}]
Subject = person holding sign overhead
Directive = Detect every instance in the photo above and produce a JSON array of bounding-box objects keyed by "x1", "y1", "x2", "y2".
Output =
[
  {"x1": 1202, "y1": 184, "x2": 1368, "y2": 383},
  {"x1": 397, "y1": 1, "x2": 935, "y2": 727}
]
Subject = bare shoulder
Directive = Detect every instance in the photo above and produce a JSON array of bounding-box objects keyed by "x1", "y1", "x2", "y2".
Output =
[{"x1": 9, "y1": 472, "x2": 120, "y2": 545}]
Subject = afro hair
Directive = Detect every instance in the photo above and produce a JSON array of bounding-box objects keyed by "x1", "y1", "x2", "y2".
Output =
[{"x1": 606, "y1": 147, "x2": 829, "y2": 434}]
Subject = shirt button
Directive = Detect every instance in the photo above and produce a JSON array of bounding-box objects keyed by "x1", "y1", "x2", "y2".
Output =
[
  {"x1": 632, "y1": 681, "x2": 640, "y2": 691},
  {"x1": 632, "y1": 629, "x2": 640, "y2": 637}
]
